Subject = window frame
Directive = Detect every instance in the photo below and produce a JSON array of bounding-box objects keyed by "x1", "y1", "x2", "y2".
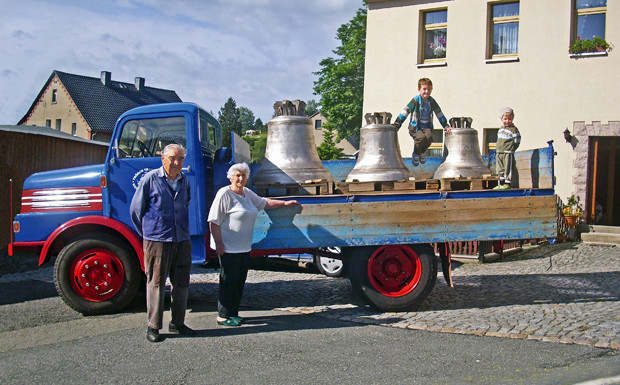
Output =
[
  {"x1": 571, "y1": 1, "x2": 607, "y2": 43},
  {"x1": 51, "y1": 89, "x2": 58, "y2": 104},
  {"x1": 487, "y1": 1, "x2": 520, "y2": 59},
  {"x1": 483, "y1": 128, "x2": 499, "y2": 155},
  {"x1": 420, "y1": 8, "x2": 448, "y2": 64}
]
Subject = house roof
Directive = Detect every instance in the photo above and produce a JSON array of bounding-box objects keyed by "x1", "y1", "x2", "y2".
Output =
[
  {"x1": 0, "y1": 125, "x2": 108, "y2": 146},
  {"x1": 20, "y1": 70, "x2": 182, "y2": 133}
]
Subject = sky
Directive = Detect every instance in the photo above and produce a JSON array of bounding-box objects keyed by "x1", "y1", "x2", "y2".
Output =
[{"x1": 0, "y1": 0, "x2": 363, "y2": 124}]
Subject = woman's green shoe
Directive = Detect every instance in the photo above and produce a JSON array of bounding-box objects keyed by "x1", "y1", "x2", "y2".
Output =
[{"x1": 217, "y1": 318, "x2": 241, "y2": 327}]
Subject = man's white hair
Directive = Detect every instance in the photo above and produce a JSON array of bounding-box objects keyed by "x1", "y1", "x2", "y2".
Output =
[
  {"x1": 162, "y1": 144, "x2": 186, "y2": 156},
  {"x1": 227, "y1": 162, "x2": 250, "y2": 179}
]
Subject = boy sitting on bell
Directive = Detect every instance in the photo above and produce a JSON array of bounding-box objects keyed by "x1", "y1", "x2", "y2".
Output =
[{"x1": 393, "y1": 78, "x2": 452, "y2": 166}]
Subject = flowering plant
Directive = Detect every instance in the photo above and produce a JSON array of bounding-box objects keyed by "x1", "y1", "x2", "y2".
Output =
[
  {"x1": 562, "y1": 194, "x2": 582, "y2": 217},
  {"x1": 427, "y1": 37, "x2": 447, "y2": 58},
  {"x1": 569, "y1": 36, "x2": 614, "y2": 54}
]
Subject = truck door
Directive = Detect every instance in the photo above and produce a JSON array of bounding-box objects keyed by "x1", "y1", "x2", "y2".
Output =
[{"x1": 104, "y1": 113, "x2": 198, "y2": 235}]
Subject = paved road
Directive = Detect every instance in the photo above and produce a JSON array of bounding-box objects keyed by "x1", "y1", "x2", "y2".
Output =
[{"x1": 0, "y1": 242, "x2": 619, "y2": 384}]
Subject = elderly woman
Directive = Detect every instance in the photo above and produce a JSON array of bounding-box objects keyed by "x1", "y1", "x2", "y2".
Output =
[{"x1": 208, "y1": 162, "x2": 300, "y2": 326}]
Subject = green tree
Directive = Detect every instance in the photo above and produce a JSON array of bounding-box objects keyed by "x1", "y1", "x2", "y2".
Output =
[
  {"x1": 316, "y1": 123, "x2": 344, "y2": 160},
  {"x1": 305, "y1": 99, "x2": 319, "y2": 117},
  {"x1": 239, "y1": 106, "x2": 256, "y2": 133},
  {"x1": 254, "y1": 118, "x2": 266, "y2": 132},
  {"x1": 218, "y1": 97, "x2": 242, "y2": 147},
  {"x1": 313, "y1": 3, "x2": 366, "y2": 143},
  {"x1": 242, "y1": 131, "x2": 268, "y2": 163}
]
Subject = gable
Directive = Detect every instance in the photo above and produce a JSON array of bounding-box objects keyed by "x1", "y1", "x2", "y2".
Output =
[{"x1": 20, "y1": 70, "x2": 182, "y2": 134}]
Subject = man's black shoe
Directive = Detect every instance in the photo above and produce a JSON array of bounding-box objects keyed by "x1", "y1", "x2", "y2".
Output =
[
  {"x1": 147, "y1": 327, "x2": 162, "y2": 343},
  {"x1": 169, "y1": 322, "x2": 196, "y2": 336}
]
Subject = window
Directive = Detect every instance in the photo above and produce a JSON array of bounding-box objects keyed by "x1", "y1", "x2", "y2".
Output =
[
  {"x1": 55, "y1": 119, "x2": 61, "y2": 131},
  {"x1": 45, "y1": 119, "x2": 51, "y2": 128},
  {"x1": 51, "y1": 89, "x2": 58, "y2": 103},
  {"x1": 422, "y1": 9, "x2": 447, "y2": 62},
  {"x1": 573, "y1": 0, "x2": 606, "y2": 41},
  {"x1": 426, "y1": 130, "x2": 445, "y2": 157},
  {"x1": 489, "y1": 2, "x2": 519, "y2": 57},
  {"x1": 71, "y1": 123, "x2": 77, "y2": 136},
  {"x1": 118, "y1": 116, "x2": 186, "y2": 158},
  {"x1": 315, "y1": 119, "x2": 322, "y2": 129},
  {"x1": 199, "y1": 109, "x2": 218, "y2": 154},
  {"x1": 483, "y1": 128, "x2": 499, "y2": 155}
]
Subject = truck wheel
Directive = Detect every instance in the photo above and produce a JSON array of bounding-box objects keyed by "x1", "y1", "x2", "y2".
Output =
[
  {"x1": 314, "y1": 247, "x2": 346, "y2": 277},
  {"x1": 54, "y1": 233, "x2": 141, "y2": 315},
  {"x1": 349, "y1": 244, "x2": 437, "y2": 312}
]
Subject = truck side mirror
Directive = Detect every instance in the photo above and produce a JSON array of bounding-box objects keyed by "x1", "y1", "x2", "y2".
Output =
[{"x1": 110, "y1": 139, "x2": 119, "y2": 164}]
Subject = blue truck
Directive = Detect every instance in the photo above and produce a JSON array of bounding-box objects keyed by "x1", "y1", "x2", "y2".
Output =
[{"x1": 10, "y1": 102, "x2": 558, "y2": 314}]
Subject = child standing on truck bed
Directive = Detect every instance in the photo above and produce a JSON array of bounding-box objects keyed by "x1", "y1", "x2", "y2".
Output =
[
  {"x1": 393, "y1": 77, "x2": 452, "y2": 166},
  {"x1": 493, "y1": 107, "x2": 521, "y2": 190}
]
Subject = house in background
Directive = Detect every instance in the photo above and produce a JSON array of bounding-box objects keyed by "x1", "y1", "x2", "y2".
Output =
[
  {"x1": 310, "y1": 111, "x2": 358, "y2": 156},
  {"x1": 364, "y1": 0, "x2": 619, "y2": 225},
  {"x1": 19, "y1": 70, "x2": 182, "y2": 143}
]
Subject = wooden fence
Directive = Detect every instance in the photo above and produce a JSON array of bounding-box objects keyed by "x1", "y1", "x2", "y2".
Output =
[{"x1": 0, "y1": 126, "x2": 109, "y2": 249}]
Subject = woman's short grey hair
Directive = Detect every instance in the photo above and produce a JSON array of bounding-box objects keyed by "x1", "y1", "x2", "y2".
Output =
[{"x1": 227, "y1": 162, "x2": 250, "y2": 179}]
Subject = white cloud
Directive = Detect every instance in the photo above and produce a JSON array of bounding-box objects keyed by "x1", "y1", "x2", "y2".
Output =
[{"x1": 0, "y1": 0, "x2": 362, "y2": 123}]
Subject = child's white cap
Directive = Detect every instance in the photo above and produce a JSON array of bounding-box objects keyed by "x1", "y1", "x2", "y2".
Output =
[{"x1": 500, "y1": 107, "x2": 514, "y2": 118}]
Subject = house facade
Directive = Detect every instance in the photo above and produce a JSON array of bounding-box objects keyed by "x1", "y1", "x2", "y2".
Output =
[
  {"x1": 364, "y1": 0, "x2": 619, "y2": 225},
  {"x1": 310, "y1": 111, "x2": 358, "y2": 156},
  {"x1": 19, "y1": 70, "x2": 182, "y2": 143}
]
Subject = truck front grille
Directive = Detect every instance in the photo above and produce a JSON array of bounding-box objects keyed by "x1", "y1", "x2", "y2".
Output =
[{"x1": 21, "y1": 187, "x2": 103, "y2": 213}]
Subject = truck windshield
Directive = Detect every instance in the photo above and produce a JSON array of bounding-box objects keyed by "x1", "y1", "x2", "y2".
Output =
[{"x1": 118, "y1": 116, "x2": 186, "y2": 158}]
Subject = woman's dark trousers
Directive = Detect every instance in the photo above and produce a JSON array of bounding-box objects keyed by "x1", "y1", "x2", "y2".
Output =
[{"x1": 218, "y1": 252, "x2": 250, "y2": 318}]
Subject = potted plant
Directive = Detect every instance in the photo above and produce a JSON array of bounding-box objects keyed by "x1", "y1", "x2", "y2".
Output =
[
  {"x1": 569, "y1": 36, "x2": 614, "y2": 54},
  {"x1": 562, "y1": 194, "x2": 582, "y2": 228},
  {"x1": 427, "y1": 37, "x2": 447, "y2": 59}
]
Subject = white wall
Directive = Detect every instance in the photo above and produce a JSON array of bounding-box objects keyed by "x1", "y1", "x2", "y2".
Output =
[{"x1": 364, "y1": 0, "x2": 620, "y2": 201}]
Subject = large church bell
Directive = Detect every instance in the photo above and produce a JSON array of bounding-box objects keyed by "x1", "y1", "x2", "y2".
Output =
[
  {"x1": 433, "y1": 117, "x2": 492, "y2": 179},
  {"x1": 252, "y1": 100, "x2": 334, "y2": 185},
  {"x1": 346, "y1": 112, "x2": 411, "y2": 182}
]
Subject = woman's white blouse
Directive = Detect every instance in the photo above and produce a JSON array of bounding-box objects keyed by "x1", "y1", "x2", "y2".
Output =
[{"x1": 208, "y1": 186, "x2": 267, "y2": 253}]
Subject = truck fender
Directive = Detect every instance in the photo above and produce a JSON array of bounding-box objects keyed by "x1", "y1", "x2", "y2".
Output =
[{"x1": 38, "y1": 216, "x2": 144, "y2": 270}]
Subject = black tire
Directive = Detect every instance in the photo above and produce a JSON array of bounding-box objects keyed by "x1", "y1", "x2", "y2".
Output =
[
  {"x1": 348, "y1": 244, "x2": 437, "y2": 312},
  {"x1": 54, "y1": 233, "x2": 141, "y2": 315},
  {"x1": 314, "y1": 247, "x2": 346, "y2": 277}
]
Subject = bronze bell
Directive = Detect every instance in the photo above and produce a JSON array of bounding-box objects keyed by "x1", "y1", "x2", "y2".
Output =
[
  {"x1": 346, "y1": 112, "x2": 411, "y2": 182},
  {"x1": 433, "y1": 117, "x2": 492, "y2": 179},
  {"x1": 253, "y1": 100, "x2": 333, "y2": 185}
]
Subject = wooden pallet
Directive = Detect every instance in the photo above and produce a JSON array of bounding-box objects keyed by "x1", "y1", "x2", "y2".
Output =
[
  {"x1": 437, "y1": 175, "x2": 499, "y2": 191},
  {"x1": 255, "y1": 180, "x2": 333, "y2": 196},
  {"x1": 336, "y1": 179, "x2": 439, "y2": 193},
  {"x1": 336, "y1": 176, "x2": 500, "y2": 193}
]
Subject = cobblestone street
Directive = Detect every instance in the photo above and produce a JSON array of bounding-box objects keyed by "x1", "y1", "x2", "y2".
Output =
[
  {"x1": 189, "y1": 242, "x2": 620, "y2": 350},
  {"x1": 2, "y1": 242, "x2": 618, "y2": 350}
]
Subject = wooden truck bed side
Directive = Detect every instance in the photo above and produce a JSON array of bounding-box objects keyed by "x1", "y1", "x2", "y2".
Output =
[{"x1": 251, "y1": 191, "x2": 557, "y2": 250}]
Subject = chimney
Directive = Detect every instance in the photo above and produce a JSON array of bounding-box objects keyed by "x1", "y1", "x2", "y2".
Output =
[
  {"x1": 101, "y1": 71, "x2": 111, "y2": 86},
  {"x1": 135, "y1": 77, "x2": 145, "y2": 92}
]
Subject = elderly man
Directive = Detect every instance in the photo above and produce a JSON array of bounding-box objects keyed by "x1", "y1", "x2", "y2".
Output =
[{"x1": 130, "y1": 143, "x2": 196, "y2": 343}]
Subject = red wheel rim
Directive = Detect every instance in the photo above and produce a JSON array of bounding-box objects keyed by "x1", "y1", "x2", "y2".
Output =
[
  {"x1": 69, "y1": 248, "x2": 125, "y2": 302},
  {"x1": 367, "y1": 245, "x2": 422, "y2": 297}
]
